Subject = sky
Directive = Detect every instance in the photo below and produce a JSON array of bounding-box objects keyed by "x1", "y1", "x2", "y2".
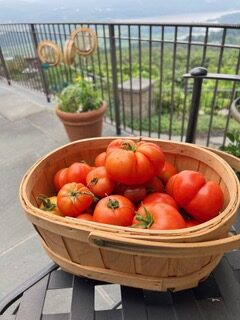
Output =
[{"x1": 0, "y1": 0, "x2": 240, "y2": 23}]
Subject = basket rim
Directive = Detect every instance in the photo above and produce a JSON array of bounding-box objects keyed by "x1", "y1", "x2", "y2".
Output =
[{"x1": 19, "y1": 137, "x2": 240, "y2": 240}]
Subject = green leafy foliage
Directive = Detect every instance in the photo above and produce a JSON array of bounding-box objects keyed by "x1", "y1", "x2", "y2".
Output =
[
  {"x1": 220, "y1": 131, "x2": 240, "y2": 158},
  {"x1": 57, "y1": 78, "x2": 102, "y2": 113}
]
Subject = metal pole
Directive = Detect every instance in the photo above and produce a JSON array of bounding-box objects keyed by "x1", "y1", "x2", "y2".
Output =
[
  {"x1": 184, "y1": 70, "x2": 240, "y2": 144},
  {"x1": 185, "y1": 77, "x2": 203, "y2": 143},
  {"x1": 0, "y1": 46, "x2": 11, "y2": 85},
  {"x1": 29, "y1": 24, "x2": 51, "y2": 102},
  {"x1": 109, "y1": 25, "x2": 121, "y2": 135}
]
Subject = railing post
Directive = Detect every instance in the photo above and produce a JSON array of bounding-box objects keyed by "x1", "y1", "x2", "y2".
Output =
[
  {"x1": 184, "y1": 68, "x2": 240, "y2": 144},
  {"x1": 29, "y1": 24, "x2": 51, "y2": 102},
  {"x1": 185, "y1": 76, "x2": 204, "y2": 143},
  {"x1": 0, "y1": 46, "x2": 11, "y2": 85},
  {"x1": 109, "y1": 24, "x2": 121, "y2": 135}
]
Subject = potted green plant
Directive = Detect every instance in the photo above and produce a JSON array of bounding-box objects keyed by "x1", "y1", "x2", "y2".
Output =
[{"x1": 55, "y1": 77, "x2": 107, "y2": 141}]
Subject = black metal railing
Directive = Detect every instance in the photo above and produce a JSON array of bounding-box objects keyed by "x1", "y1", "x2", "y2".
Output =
[{"x1": 0, "y1": 22, "x2": 240, "y2": 146}]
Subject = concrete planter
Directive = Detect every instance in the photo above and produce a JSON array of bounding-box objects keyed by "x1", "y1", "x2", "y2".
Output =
[{"x1": 55, "y1": 101, "x2": 107, "y2": 141}]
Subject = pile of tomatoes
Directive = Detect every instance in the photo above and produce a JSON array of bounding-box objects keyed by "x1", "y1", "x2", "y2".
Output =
[{"x1": 39, "y1": 138, "x2": 224, "y2": 230}]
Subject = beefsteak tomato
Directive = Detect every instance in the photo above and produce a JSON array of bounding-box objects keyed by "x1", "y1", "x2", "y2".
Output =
[
  {"x1": 105, "y1": 139, "x2": 165, "y2": 185},
  {"x1": 166, "y1": 170, "x2": 224, "y2": 222}
]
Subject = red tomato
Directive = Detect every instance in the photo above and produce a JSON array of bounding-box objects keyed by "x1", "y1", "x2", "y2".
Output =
[
  {"x1": 105, "y1": 139, "x2": 165, "y2": 185},
  {"x1": 166, "y1": 170, "x2": 206, "y2": 207},
  {"x1": 141, "y1": 192, "x2": 178, "y2": 210},
  {"x1": 185, "y1": 218, "x2": 200, "y2": 228},
  {"x1": 93, "y1": 195, "x2": 135, "y2": 226},
  {"x1": 145, "y1": 176, "x2": 164, "y2": 194},
  {"x1": 115, "y1": 183, "x2": 147, "y2": 203},
  {"x1": 184, "y1": 181, "x2": 224, "y2": 222},
  {"x1": 166, "y1": 170, "x2": 224, "y2": 222},
  {"x1": 133, "y1": 203, "x2": 186, "y2": 230},
  {"x1": 94, "y1": 152, "x2": 107, "y2": 167},
  {"x1": 86, "y1": 166, "x2": 115, "y2": 198},
  {"x1": 54, "y1": 167, "x2": 69, "y2": 191},
  {"x1": 67, "y1": 162, "x2": 92, "y2": 185},
  {"x1": 76, "y1": 213, "x2": 93, "y2": 221},
  {"x1": 158, "y1": 161, "x2": 178, "y2": 184},
  {"x1": 57, "y1": 182, "x2": 94, "y2": 217}
]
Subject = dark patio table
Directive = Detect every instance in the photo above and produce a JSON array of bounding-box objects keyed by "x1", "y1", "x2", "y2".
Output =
[{"x1": 1, "y1": 247, "x2": 240, "y2": 320}]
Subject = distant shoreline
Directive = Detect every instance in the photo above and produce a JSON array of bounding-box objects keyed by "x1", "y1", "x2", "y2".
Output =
[{"x1": 112, "y1": 10, "x2": 240, "y2": 23}]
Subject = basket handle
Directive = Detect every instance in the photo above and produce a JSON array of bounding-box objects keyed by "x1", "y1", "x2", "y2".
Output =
[{"x1": 88, "y1": 230, "x2": 240, "y2": 258}]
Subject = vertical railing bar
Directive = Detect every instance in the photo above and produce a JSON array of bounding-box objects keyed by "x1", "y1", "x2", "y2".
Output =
[
  {"x1": 157, "y1": 26, "x2": 164, "y2": 138},
  {"x1": 222, "y1": 48, "x2": 240, "y2": 146},
  {"x1": 148, "y1": 25, "x2": 153, "y2": 137},
  {"x1": 16, "y1": 24, "x2": 30, "y2": 87},
  {"x1": 118, "y1": 25, "x2": 126, "y2": 129},
  {"x1": 22, "y1": 23, "x2": 34, "y2": 90},
  {"x1": 25, "y1": 24, "x2": 39, "y2": 91},
  {"x1": 8, "y1": 24, "x2": 22, "y2": 86},
  {"x1": 33, "y1": 24, "x2": 44, "y2": 92},
  {"x1": 201, "y1": 26, "x2": 209, "y2": 66},
  {"x1": 30, "y1": 23, "x2": 50, "y2": 101},
  {"x1": 22, "y1": 24, "x2": 35, "y2": 90},
  {"x1": 71, "y1": 23, "x2": 78, "y2": 78},
  {"x1": 138, "y1": 25, "x2": 143, "y2": 136},
  {"x1": 42, "y1": 23, "x2": 55, "y2": 93},
  {"x1": 103, "y1": 24, "x2": 113, "y2": 121},
  {"x1": 69, "y1": 23, "x2": 78, "y2": 79},
  {"x1": 206, "y1": 27, "x2": 227, "y2": 146},
  {"x1": 4, "y1": 24, "x2": 19, "y2": 82},
  {"x1": 57, "y1": 23, "x2": 68, "y2": 86},
  {"x1": 74, "y1": 23, "x2": 85, "y2": 79},
  {"x1": 181, "y1": 26, "x2": 192, "y2": 141},
  {"x1": 128, "y1": 24, "x2": 134, "y2": 134},
  {"x1": 83, "y1": 22, "x2": 90, "y2": 78},
  {"x1": 169, "y1": 26, "x2": 178, "y2": 140},
  {"x1": 0, "y1": 25, "x2": 11, "y2": 84},
  {"x1": 51, "y1": 23, "x2": 64, "y2": 92},
  {"x1": 71, "y1": 22, "x2": 78, "y2": 81},
  {"x1": 27, "y1": 23, "x2": 41, "y2": 91},
  {"x1": 17, "y1": 24, "x2": 30, "y2": 89},
  {"x1": 87, "y1": 23, "x2": 96, "y2": 84},
  {"x1": 63, "y1": 23, "x2": 73, "y2": 83},
  {"x1": 94, "y1": 24, "x2": 105, "y2": 100},
  {"x1": 10, "y1": 24, "x2": 25, "y2": 87},
  {"x1": 0, "y1": 45, "x2": 11, "y2": 84},
  {"x1": 109, "y1": 24, "x2": 121, "y2": 135}
]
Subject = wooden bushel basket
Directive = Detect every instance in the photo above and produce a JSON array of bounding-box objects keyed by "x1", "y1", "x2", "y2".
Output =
[{"x1": 19, "y1": 137, "x2": 240, "y2": 292}]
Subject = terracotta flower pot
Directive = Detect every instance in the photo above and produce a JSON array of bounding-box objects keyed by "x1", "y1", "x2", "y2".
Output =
[{"x1": 55, "y1": 101, "x2": 107, "y2": 141}]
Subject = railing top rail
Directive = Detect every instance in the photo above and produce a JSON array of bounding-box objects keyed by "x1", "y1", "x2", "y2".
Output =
[
  {"x1": 183, "y1": 73, "x2": 240, "y2": 82},
  {"x1": 0, "y1": 21, "x2": 240, "y2": 29}
]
